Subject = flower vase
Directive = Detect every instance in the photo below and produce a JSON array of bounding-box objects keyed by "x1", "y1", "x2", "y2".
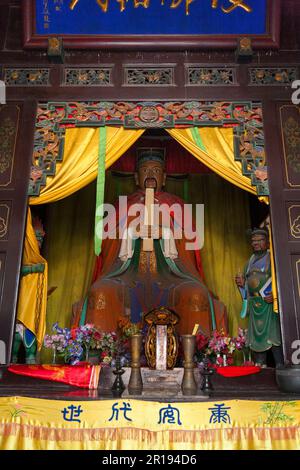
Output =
[
  {"x1": 88, "y1": 349, "x2": 100, "y2": 365},
  {"x1": 242, "y1": 349, "x2": 246, "y2": 364},
  {"x1": 242, "y1": 348, "x2": 252, "y2": 365},
  {"x1": 52, "y1": 347, "x2": 57, "y2": 364},
  {"x1": 84, "y1": 345, "x2": 90, "y2": 362}
]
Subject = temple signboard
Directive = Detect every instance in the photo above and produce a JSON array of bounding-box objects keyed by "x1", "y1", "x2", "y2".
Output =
[{"x1": 22, "y1": 0, "x2": 281, "y2": 49}]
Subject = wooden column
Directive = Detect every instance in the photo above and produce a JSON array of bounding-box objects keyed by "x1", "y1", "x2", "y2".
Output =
[
  {"x1": 0, "y1": 101, "x2": 36, "y2": 365},
  {"x1": 264, "y1": 101, "x2": 300, "y2": 363}
]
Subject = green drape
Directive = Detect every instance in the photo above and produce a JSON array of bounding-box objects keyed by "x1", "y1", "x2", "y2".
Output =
[
  {"x1": 95, "y1": 127, "x2": 107, "y2": 256},
  {"x1": 43, "y1": 171, "x2": 251, "y2": 338}
]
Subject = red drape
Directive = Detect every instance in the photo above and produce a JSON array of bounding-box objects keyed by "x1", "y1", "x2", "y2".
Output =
[{"x1": 111, "y1": 137, "x2": 212, "y2": 174}]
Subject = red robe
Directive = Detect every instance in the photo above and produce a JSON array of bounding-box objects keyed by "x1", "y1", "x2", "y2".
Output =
[{"x1": 74, "y1": 190, "x2": 228, "y2": 335}]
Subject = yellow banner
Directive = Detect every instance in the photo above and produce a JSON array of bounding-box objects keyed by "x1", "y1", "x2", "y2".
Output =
[{"x1": 0, "y1": 396, "x2": 300, "y2": 450}]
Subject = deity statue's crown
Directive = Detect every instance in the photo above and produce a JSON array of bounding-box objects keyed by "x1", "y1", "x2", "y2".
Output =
[
  {"x1": 136, "y1": 147, "x2": 166, "y2": 168},
  {"x1": 247, "y1": 227, "x2": 269, "y2": 239}
]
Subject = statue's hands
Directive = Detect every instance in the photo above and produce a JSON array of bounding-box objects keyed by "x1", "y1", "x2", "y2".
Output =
[
  {"x1": 235, "y1": 274, "x2": 245, "y2": 288},
  {"x1": 264, "y1": 293, "x2": 274, "y2": 304}
]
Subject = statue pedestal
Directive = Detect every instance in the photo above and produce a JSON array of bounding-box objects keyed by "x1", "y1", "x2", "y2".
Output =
[{"x1": 99, "y1": 367, "x2": 206, "y2": 400}]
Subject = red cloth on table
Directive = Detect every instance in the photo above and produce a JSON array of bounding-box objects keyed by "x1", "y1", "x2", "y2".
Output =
[
  {"x1": 8, "y1": 363, "x2": 101, "y2": 389},
  {"x1": 215, "y1": 366, "x2": 261, "y2": 377}
]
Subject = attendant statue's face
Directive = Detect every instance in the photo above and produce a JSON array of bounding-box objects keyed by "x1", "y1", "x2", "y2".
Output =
[
  {"x1": 135, "y1": 160, "x2": 166, "y2": 193},
  {"x1": 251, "y1": 234, "x2": 268, "y2": 253}
]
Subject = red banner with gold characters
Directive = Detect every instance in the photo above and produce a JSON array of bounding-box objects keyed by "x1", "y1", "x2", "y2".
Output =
[{"x1": 8, "y1": 364, "x2": 101, "y2": 389}]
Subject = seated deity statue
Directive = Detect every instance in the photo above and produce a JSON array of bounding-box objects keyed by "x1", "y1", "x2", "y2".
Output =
[{"x1": 73, "y1": 149, "x2": 228, "y2": 336}]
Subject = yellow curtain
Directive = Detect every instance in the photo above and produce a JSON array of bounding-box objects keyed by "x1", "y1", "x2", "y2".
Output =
[
  {"x1": 167, "y1": 127, "x2": 257, "y2": 195},
  {"x1": 30, "y1": 127, "x2": 145, "y2": 205},
  {"x1": 19, "y1": 127, "x2": 144, "y2": 346},
  {"x1": 16, "y1": 210, "x2": 48, "y2": 349},
  {"x1": 269, "y1": 220, "x2": 279, "y2": 313},
  {"x1": 44, "y1": 184, "x2": 96, "y2": 339}
]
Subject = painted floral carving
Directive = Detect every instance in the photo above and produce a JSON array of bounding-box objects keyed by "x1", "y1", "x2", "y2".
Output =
[
  {"x1": 291, "y1": 215, "x2": 300, "y2": 238},
  {"x1": 0, "y1": 217, "x2": 7, "y2": 238},
  {"x1": 30, "y1": 101, "x2": 266, "y2": 196},
  {"x1": 0, "y1": 118, "x2": 15, "y2": 174},
  {"x1": 283, "y1": 117, "x2": 300, "y2": 174}
]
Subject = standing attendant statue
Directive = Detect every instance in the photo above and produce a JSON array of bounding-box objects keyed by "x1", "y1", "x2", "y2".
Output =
[{"x1": 235, "y1": 228, "x2": 283, "y2": 368}]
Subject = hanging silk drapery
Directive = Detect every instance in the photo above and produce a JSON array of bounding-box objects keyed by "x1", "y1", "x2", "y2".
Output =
[
  {"x1": 43, "y1": 185, "x2": 97, "y2": 341},
  {"x1": 18, "y1": 127, "x2": 144, "y2": 347},
  {"x1": 167, "y1": 127, "x2": 256, "y2": 195},
  {"x1": 269, "y1": 222, "x2": 279, "y2": 313},
  {"x1": 30, "y1": 127, "x2": 145, "y2": 205},
  {"x1": 167, "y1": 126, "x2": 279, "y2": 316}
]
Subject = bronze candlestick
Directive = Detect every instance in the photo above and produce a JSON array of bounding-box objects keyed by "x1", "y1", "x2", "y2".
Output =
[
  {"x1": 128, "y1": 333, "x2": 143, "y2": 395},
  {"x1": 111, "y1": 355, "x2": 125, "y2": 398},
  {"x1": 181, "y1": 334, "x2": 197, "y2": 396},
  {"x1": 200, "y1": 355, "x2": 214, "y2": 395}
]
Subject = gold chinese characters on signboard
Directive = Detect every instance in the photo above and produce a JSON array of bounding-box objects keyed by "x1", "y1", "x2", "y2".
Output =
[{"x1": 69, "y1": 0, "x2": 252, "y2": 16}]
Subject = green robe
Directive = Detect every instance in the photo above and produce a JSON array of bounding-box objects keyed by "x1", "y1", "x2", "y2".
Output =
[{"x1": 244, "y1": 251, "x2": 281, "y2": 352}]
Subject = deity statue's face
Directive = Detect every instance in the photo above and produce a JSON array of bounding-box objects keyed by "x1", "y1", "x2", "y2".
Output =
[
  {"x1": 135, "y1": 160, "x2": 166, "y2": 193},
  {"x1": 251, "y1": 235, "x2": 268, "y2": 253}
]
